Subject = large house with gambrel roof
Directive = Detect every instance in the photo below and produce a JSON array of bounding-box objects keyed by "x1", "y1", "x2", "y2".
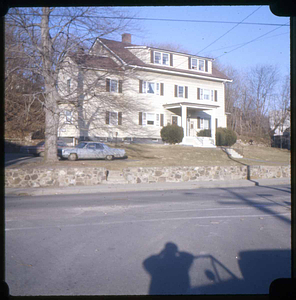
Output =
[{"x1": 57, "y1": 33, "x2": 232, "y2": 147}]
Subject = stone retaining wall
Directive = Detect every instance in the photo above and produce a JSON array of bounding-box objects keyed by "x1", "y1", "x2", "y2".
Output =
[
  {"x1": 5, "y1": 165, "x2": 290, "y2": 188},
  {"x1": 123, "y1": 165, "x2": 290, "y2": 184},
  {"x1": 5, "y1": 167, "x2": 107, "y2": 188}
]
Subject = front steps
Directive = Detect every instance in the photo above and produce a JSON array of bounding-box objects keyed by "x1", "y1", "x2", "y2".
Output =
[
  {"x1": 181, "y1": 136, "x2": 216, "y2": 148},
  {"x1": 102, "y1": 170, "x2": 128, "y2": 184}
]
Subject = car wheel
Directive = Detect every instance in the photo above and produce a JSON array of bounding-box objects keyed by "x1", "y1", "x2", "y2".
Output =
[
  {"x1": 68, "y1": 153, "x2": 78, "y2": 161},
  {"x1": 39, "y1": 152, "x2": 44, "y2": 157},
  {"x1": 105, "y1": 155, "x2": 114, "y2": 161}
]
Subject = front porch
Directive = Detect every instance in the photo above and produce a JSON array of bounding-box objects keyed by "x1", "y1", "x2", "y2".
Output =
[{"x1": 163, "y1": 102, "x2": 219, "y2": 148}]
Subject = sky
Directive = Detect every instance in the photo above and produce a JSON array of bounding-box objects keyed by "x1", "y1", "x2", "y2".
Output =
[{"x1": 109, "y1": 5, "x2": 290, "y2": 78}]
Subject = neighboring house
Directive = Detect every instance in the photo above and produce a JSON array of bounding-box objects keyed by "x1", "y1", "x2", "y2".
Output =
[
  {"x1": 269, "y1": 110, "x2": 290, "y2": 136},
  {"x1": 269, "y1": 110, "x2": 290, "y2": 149},
  {"x1": 57, "y1": 33, "x2": 232, "y2": 147}
]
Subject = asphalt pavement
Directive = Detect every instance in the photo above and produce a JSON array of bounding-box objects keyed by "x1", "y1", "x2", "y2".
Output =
[{"x1": 5, "y1": 184, "x2": 291, "y2": 295}]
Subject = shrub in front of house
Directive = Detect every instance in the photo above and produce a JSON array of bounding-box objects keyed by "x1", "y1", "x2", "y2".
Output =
[
  {"x1": 197, "y1": 129, "x2": 211, "y2": 137},
  {"x1": 161, "y1": 124, "x2": 184, "y2": 144},
  {"x1": 216, "y1": 127, "x2": 237, "y2": 146}
]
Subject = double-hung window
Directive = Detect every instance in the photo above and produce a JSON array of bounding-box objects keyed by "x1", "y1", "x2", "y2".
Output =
[
  {"x1": 199, "y1": 60, "x2": 205, "y2": 71},
  {"x1": 154, "y1": 52, "x2": 169, "y2": 66},
  {"x1": 162, "y1": 53, "x2": 169, "y2": 65},
  {"x1": 197, "y1": 117, "x2": 211, "y2": 130},
  {"x1": 143, "y1": 81, "x2": 157, "y2": 94},
  {"x1": 146, "y1": 113, "x2": 155, "y2": 125},
  {"x1": 140, "y1": 80, "x2": 163, "y2": 95},
  {"x1": 139, "y1": 112, "x2": 164, "y2": 126},
  {"x1": 106, "y1": 78, "x2": 123, "y2": 93},
  {"x1": 67, "y1": 79, "x2": 71, "y2": 94},
  {"x1": 110, "y1": 80, "x2": 118, "y2": 93},
  {"x1": 197, "y1": 88, "x2": 217, "y2": 101},
  {"x1": 178, "y1": 86, "x2": 184, "y2": 98},
  {"x1": 175, "y1": 85, "x2": 188, "y2": 98},
  {"x1": 65, "y1": 110, "x2": 72, "y2": 123},
  {"x1": 203, "y1": 89, "x2": 210, "y2": 100},
  {"x1": 106, "y1": 111, "x2": 123, "y2": 125},
  {"x1": 190, "y1": 58, "x2": 207, "y2": 72}
]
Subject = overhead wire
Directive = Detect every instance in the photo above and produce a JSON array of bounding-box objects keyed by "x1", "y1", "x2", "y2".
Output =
[
  {"x1": 204, "y1": 31, "x2": 289, "y2": 54},
  {"x1": 197, "y1": 6, "x2": 262, "y2": 55},
  {"x1": 7, "y1": 12, "x2": 290, "y2": 27},
  {"x1": 215, "y1": 21, "x2": 290, "y2": 59}
]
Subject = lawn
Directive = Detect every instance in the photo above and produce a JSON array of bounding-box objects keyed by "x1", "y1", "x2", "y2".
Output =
[{"x1": 12, "y1": 143, "x2": 290, "y2": 170}]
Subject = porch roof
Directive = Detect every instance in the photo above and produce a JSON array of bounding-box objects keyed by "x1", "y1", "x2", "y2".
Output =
[{"x1": 163, "y1": 102, "x2": 219, "y2": 110}]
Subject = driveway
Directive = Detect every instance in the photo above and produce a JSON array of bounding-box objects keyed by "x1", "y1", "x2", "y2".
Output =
[{"x1": 5, "y1": 153, "x2": 42, "y2": 167}]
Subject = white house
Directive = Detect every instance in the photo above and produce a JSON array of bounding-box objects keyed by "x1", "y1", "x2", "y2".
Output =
[
  {"x1": 57, "y1": 33, "x2": 232, "y2": 147},
  {"x1": 269, "y1": 110, "x2": 290, "y2": 136}
]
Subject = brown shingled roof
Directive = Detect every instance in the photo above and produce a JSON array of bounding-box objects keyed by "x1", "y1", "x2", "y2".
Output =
[
  {"x1": 71, "y1": 53, "x2": 123, "y2": 71},
  {"x1": 99, "y1": 38, "x2": 230, "y2": 81}
]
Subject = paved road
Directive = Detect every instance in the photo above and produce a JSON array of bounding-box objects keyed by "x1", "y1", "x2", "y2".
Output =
[{"x1": 5, "y1": 185, "x2": 291, "y2": 296}]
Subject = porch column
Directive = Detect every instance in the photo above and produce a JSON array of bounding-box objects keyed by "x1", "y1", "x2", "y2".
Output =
[
  {"x1": 211, "y1": 109, "x2": 216, "y2": 145},
  {"x1": 181, "y1": 104, "x2": 187, "y2": 137}
]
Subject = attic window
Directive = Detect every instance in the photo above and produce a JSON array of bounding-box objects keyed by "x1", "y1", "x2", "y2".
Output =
[
  {"x1": 154, "y1": 52, "x2": 169, "y2": 66},
  {"x1": 191, "y1": 58, "x2": 208, "y2": 72}
]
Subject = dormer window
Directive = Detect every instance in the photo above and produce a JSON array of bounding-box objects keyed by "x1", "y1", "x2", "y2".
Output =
[
  {"x1": 154, "y1": 51, "x2": 169, "y2": 66},
  {"x1": 190, "y1": 58, "x2": 208, "y2": 72}
]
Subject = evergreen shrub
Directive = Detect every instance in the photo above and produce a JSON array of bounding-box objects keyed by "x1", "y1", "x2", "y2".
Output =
[
  {"x1": 197, "y1": 129, "x2": 211, "y2": 137},
  {"x1": 160, "y1": 124, "x2": 184, "y2": 144},
  {"x1": 216, "y1": 127, "x2": 237, "y2": 146}
]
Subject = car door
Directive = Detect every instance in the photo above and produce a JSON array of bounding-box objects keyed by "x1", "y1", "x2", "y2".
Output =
[
  {"x1": 95, "y1": 143, "x2": 105, "y2": 159},
  {"x1": 85, "y1": 143, "x2": 97, "y2": 159}
]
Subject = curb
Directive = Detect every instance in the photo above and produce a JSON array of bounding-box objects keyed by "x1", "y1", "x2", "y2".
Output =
[{"x1": 5, "y1": 178, "x2": 290, "y2": 197}]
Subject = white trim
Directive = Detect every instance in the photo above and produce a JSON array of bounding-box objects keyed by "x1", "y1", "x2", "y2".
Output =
[
  {"x1": 148, "y1": 47, "x2": 215, "y2": 61},
  {"x1": 124, "y1": 46, "x2": 148, "y2": 49},
  {"x1": 163, "y1": 102, "x2": 219, "y2": 110}
]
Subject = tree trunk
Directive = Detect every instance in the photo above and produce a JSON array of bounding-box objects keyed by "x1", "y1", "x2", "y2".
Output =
[
  {"x1": 42, "y1": 7, "x2": 59, "y2": 162},
  {"x1": 77, "y1": 68, "x2": 88, "y2": 140},
  {"x1": 44, "y1": 83, "x2": 59, "y2": 162}
]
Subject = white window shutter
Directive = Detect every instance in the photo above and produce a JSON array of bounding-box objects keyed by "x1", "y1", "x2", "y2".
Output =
[{"x1": 143, "y1": 113, "x2": 147, "y2": 126}]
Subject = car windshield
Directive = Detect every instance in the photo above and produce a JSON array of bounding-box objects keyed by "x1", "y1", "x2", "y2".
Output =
[
  {"x1": 76, "y1": 142, "x2": 87, "y2": 148},
  {"x1": 57, "y1": 141, "x2": 67, "y2": 146}
]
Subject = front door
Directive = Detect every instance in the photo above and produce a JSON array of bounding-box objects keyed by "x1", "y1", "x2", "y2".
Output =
[{"x1": 189, "y1": 119, "x2": 197, "y2": 137}]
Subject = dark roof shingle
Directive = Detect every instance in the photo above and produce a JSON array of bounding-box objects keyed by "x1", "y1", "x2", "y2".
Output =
[
  {"x1": 71, "y1": 53, "x2": 123, "y2": 70},
  {"x1": 92, "y1": 38, "x2": 231, "y2": 80}
]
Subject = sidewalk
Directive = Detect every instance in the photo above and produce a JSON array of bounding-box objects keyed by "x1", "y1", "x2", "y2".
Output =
[{"x1": 5, "y1": 178, "x2": 290, "y2": 197}]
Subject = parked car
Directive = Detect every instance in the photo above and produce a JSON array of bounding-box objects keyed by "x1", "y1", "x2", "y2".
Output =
[
  {"x1": 20, "y1": 140, "x2": 68, "y2": 157},
  {"x1": 58, "y1": 142, "x2": 126, "y2": 161}
]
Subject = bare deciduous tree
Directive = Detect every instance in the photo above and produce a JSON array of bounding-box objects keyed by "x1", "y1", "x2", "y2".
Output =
[
  {"x1": 6, "y1": 6, "x2": 134, "y2": 162},
  {"x1": 269, "y1": 75, "x2": 290, "y2": 137},
  {"x1": 218, "y1": 60, "x2": 288, "y2": 142},
  {"x1": 5, "y1": 22, "x2": 45, "y2": 138}
]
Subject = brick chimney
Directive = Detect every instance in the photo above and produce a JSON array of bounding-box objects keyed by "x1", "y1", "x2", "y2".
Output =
[{"x1": 122, "y1": 33, "x2": 131, "y2": 44}]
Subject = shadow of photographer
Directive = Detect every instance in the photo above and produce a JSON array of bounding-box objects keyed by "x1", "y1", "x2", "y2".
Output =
[
  {"x1": 142, "y1": 242, "x2": 290, "y2": 295},
  {"x1": 143, "y1": 242, "x2": 194, "y2": 295}
]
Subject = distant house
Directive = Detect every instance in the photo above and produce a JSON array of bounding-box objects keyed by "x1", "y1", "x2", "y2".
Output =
[
  {"x1": 269, "y1": 110, "x2": 290, "y2": 149},
  {"x1": 57, "y1": 34, "x2": 232, "y2": 147},
  {"x1": 269, "y1": 110, "x2": 290, "y2": 136}
]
